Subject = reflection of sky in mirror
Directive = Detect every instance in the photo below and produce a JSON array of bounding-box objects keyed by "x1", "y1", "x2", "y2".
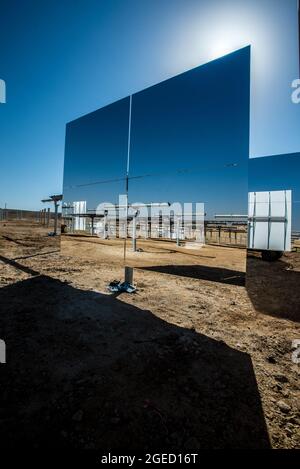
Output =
[
  {"x1": 63, "y1": 47, "x2": 250, "y2": 220},
  {"x1": 63, "y1": 97, "x2": 129, "y2": 208},
  {"x1": 249, "y1": 153, "x2": 300, "y2": 230},
  {"x1": 129, "y1": 48, "x2": 250, "y2": 219}
]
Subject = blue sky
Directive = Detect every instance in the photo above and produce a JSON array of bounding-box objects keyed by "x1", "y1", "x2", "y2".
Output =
[{"x1": 0, "y1": 0, "x2": 299, "y2": 210}]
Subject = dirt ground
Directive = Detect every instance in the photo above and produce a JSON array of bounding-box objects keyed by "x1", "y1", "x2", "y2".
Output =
[{"x1": 0, "y1": 221, "x2": 299, "y2": 449}]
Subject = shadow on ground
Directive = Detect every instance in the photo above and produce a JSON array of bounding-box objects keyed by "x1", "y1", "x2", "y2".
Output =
[
  {"x1": 246, "y1": 251, "x2": 300, "y2": 322},
  {"x1": 0, "y1": 235, "x2": 31, "y2": 247},
  {"x1": 138, "y1": 264, "x2": 245, "y2": 286},
  {"x1": 0, "y1": 273, "x2": 269, "y2": 449},
  {"x1": 0, "y1": 223, "x2": 60, "y2": 259}
]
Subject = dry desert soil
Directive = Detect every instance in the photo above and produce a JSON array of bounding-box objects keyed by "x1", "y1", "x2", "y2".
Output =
[{"x1": 0, "y1": 221, "x2": 299, "y2": 449}]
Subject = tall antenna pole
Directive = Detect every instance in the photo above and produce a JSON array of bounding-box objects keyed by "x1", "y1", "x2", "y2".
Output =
[
  {"x1": 123, "y1": 94, "x2": 132, "y2": 263},
  {"x1": 126, "y1": 94, "x2": 132, "y2": 184}
]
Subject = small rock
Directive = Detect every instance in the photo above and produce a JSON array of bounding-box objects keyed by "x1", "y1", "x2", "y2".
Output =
[
  {"x1": 285, "y1": 425, "x2": 294, "y2": 437},
  {"x1": 277, "y1": 400, "x2": 291, "y2": 414},
  {"x1": 72, "y1": 410, "x2": 83, "y2": 422},
  {"x1": 184, "y1": 437, "x2": 200, "y2": 449},
  {"x1": 287, "y1": 416, "x2": 299, "y2": 425},
  {"x1": 110, "y1": 417, "x2": 120, "y2": 424},
  {"x1": 170, "y1": 432, "x2": 180, "y2": 442},
  {"x1": 274, "y1": 374, "x2": 289, "y2": 384}
]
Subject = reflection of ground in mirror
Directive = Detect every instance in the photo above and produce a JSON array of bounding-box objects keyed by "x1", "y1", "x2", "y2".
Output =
[
  {"x1": 246, "y1": 249, "x2": 300, "y2": 322},
  {"x1": 62, "y1": 234, "x2": 247, "y2": 283}
]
